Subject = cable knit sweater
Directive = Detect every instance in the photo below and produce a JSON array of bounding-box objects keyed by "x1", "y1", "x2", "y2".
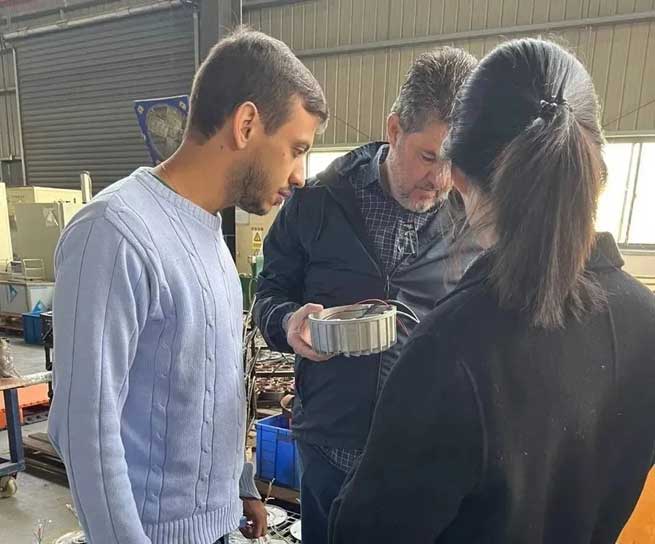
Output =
[{"x1": 49, "y1": 168, "x2": 259, "y2": 544}]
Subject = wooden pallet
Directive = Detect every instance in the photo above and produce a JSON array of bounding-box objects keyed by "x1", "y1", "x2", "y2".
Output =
[
  {"x1": 23, "y1": 432, "x2": 69, "y2": 487},
  {"x1": 0, "y1": 313, "x2": 22, "y2": 336}
]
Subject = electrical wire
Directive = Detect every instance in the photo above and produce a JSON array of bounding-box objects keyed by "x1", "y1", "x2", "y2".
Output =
[
  {"x1": 396, "y1": 317, "x2": 410, "y2": 336},
  {"x1": 396, "y1": 310, "x2": 420, "y2": 324},
  {"x1": 356, "y1": 298, "x2": 391, "y2": 307},
  {"x1": 332, "y1": 113, "x2": 373, "y2": 142},
  {"x1": 602, "y1": 96, "x2": 655, "y2": 129},
  {"x1": 386, "y1": 299, "x2": 420, "y2": 321},
  {"x1": 357, "y1": 298, "x2": 420, "y2": 325}
]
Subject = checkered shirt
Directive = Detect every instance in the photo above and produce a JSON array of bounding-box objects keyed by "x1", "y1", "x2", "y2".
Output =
[
  {"x1": 318, "y1": 445, "x2": 363, "y2": 474},
  {"x1": 352, "y1": 145, "x2": 440, "y2": 274},
  {"x1": 320, "y1": 145, "x2": 440, "y2": 473}
]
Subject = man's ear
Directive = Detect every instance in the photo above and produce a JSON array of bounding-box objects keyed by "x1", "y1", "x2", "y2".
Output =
[
  {"x1": 231, "y1": 101, "x2": 259, "y2": 150},
  {"x1": 386, "y1": 113, "x2": 402, "y2": 148}
]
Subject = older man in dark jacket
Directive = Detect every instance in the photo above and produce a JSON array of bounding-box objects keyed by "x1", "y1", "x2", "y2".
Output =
[{"x1": 254, "y1": 47, "x2": 479, "y2": 544}]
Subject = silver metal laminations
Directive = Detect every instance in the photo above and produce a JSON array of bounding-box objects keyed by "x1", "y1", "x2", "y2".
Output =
[{"x1": 309, "y1": 303, "x2": 397, "y2": 357}]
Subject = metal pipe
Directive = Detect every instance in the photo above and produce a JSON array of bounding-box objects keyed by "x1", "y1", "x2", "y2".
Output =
[
  {"x1": 80, "y1": 170, "x2": 93, "y2": 203},
  {"x1": 11, "y1": 48, "x2": 26, "y2": 186},
  {"x1": 193, "y1": 7, "x2": 200, "y2": 70},
  {"x1": 606, "y1": 131, "x2": 655, "y2": 139},
  {"x1": 243, "y1": 0, "x2": 305, "y2": 9},
  {"x1": 1, "y1": 0, "x2": 120, "y2": 27},
  {"x1": 3, "y1": 0, "x2": 183, "y2": 41},
  {"x1": 295, "y1": 10, "x2": 655, "y2": 59}
]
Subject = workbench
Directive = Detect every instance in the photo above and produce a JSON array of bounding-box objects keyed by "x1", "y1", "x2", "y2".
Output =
[{"x1": 0, "y1": 371, "x2": 52, "y2": 497}]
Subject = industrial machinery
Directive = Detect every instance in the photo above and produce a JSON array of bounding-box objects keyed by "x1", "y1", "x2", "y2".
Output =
[
  {"x1": 230, "y1": 505, "x2": 301, "y2": 543},
  {"x1": 309, "y1": 303, "x2": 398, "y2": 357},
  {"x1": 6, "y1": 186, "x2": 83, "y2": 233},
  {"x1": 11, "y1": 201, "x2": 83, "y2": 283},
  {"x1": 0, "y1": 183, "x2": 14, "y2": 272}
]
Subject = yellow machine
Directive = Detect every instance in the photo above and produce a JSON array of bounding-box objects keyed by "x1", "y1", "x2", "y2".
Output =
[
  {"x1": 0, "y1": 184, "x2": 14, "y2": 270},
  {"x1": 6, "y1": 186, "x2": 82, "y2": 231}
]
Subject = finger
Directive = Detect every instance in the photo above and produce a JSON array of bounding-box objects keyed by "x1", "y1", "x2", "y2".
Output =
[
  {"x1": 255, "y1": 516, "x2": 268, "y2": 537},
  {"x1": 290, "y1": 336, "x2": 331, "y2": 361},
  {"x1": 294, "y1": 303, "x2": 324, "y2": 323},
  {"x1": 302, "y1": 302, "x2": 325, "y2": 314}
]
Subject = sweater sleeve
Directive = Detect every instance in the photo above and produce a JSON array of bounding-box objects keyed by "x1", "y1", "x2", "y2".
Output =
[
  {"x1": 328, "y1": 333, "x2": 484, "y2": 544},
  {"x1": 48, "y1": 215, "x2": 151, "y2": 544},
  {"x1": 239, "y1": 461, "x2": 261, "y2": 499}
]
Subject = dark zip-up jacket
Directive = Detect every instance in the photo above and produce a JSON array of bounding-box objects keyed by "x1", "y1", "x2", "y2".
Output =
[
  {"x1": 253, "y1": 143, "x2": 480, "y2": 449},
  {"x1": 329, "y1": 233, "x2": 655, "y2": 544}
]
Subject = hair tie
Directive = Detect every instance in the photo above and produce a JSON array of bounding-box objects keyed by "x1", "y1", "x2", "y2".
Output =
[{"x1": 539, "y1": 95, "x2": 571, "y2": 121}]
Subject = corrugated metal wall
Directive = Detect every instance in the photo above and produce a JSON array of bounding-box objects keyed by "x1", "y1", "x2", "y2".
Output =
[
  {"x1": 245, "y1": 0, "x2": 655, "y2": 146},
  {"x1": 11, "y1": 6, "x2": 195, "y2": 191},
  {"x1": 0, "y1": 47, "x2": 22, "y2": 185}
]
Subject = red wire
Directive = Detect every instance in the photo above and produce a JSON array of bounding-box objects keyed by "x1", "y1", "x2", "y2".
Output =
[
  {"x1": 396, "y1": 317, "x2": 410, "y2": 336},
  {"x1": 357, "y1": 298, "x2": 409, "y2": 336}
]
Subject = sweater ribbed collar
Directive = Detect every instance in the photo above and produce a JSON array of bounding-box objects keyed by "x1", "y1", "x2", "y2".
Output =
[{"x1": 137, "y1": 167, "x2": 223, "y2": 231}]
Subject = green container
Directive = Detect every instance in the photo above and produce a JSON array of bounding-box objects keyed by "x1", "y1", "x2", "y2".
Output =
[
  {"x1": 240, "y1": 274, "x2": 255, "y2": 310},
  {"x1": 240, "y1": 254, "x2": 264, "y2": 311}
]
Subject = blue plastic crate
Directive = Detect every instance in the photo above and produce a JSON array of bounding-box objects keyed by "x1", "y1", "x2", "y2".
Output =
[
  {"x1": 22, "y1": 312, "x2": 43, "y2": 345},
  {"x1": 255, "y1": 414, "x2": 299, "y2": 490}
]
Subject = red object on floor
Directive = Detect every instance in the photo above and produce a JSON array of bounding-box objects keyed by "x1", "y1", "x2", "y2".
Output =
[{"x1": 0, "y1": 383, "x2": 49, "y2": 429}]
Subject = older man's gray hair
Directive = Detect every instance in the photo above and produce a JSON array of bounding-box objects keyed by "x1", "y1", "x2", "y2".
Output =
[{"x1": 391, "y1": 47, "x2": 477, "y2": 133}]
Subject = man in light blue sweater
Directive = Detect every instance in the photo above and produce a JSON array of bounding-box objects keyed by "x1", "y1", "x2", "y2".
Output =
[{"x1": 48, "y1": 28, "x2": 328, "y2": 544}]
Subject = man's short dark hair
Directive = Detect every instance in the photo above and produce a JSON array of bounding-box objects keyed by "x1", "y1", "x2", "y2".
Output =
[
  {"x1": 188, "y1": 27, "x2": 329, "y2": 141},
  {"x1": 391, "y1": 47, "x2": 477, "y2": 132}
]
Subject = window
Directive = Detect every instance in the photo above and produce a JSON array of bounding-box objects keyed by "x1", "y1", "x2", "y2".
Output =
[
  {"x1": 308, "y1": 142, "x2": 655, "y2": 248},
  {"x1": 597, "y1": 140, "x2": 655, "y2": 248},
  {"x1": 306, "y1": 149, "x2": 353, "y2": 179}
]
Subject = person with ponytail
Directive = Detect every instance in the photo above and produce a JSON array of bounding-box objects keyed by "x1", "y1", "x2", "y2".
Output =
[{"x1": 328, "y1": 38, "x2": 655, "y2": 544}]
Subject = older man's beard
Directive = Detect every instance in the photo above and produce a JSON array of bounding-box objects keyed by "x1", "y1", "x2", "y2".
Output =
[
  {"x1": 231, "y1": 157, "x2": 271, "y2": 216},
  {"x1": 388, "y1": 161, "x2": 450, "y2": 214}
]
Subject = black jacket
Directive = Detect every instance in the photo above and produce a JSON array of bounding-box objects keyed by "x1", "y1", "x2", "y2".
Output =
[
  {"x1": 329, "y1": 233, "x2": 655, "y2": 543},
  {"x1": 254, "y1": 143, "x2": 479, "y2": 449}
]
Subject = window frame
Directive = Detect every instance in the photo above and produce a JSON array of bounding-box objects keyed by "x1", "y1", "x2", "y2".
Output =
[
  {"x1": 604, "y1": 136, "x2": 655, "y2": 252},
  {"x1": 306, "y1": 140, "x2": 655, "y2": 252},
  {"x1": 305, "y1": 145, "x2": 356, "y2": 179}
]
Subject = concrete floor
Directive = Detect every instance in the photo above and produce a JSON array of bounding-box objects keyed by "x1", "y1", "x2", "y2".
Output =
[{"x1": 0, "y1": 338, "x2": 79, "y2": 543}]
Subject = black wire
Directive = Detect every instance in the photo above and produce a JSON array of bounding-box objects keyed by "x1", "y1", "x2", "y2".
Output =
[
  {"x1": 602, "y1": 97, "x2": 655, "y2": 129},
  {"x1": 330, "y1": 113, "x2": 373, "y2": 141},
  {"x1": 331, "y1": 93, "x2": 655, "y2": 136}
]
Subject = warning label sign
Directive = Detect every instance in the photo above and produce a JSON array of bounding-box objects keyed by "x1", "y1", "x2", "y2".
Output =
[{"x1": 252, "y1": 227, "x2": 264, "y2": 254}]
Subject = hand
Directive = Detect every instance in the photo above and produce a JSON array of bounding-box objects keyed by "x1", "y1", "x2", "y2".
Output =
[
  {"x1": 286, "y1": 303, "x2": 332, "y2": 362},
  {"x1": 240, "y1": 498, "x2": 268, "y2": 539}
]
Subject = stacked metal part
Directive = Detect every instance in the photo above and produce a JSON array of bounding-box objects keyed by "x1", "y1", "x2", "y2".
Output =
[{"x1": 309, "y1": 303, "x2": 397, "y2": 357}]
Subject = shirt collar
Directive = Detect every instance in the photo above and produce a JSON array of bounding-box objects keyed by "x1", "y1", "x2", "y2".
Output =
[{"x1": 359, "y1": 144, "x2": 390, "y2": 189}]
